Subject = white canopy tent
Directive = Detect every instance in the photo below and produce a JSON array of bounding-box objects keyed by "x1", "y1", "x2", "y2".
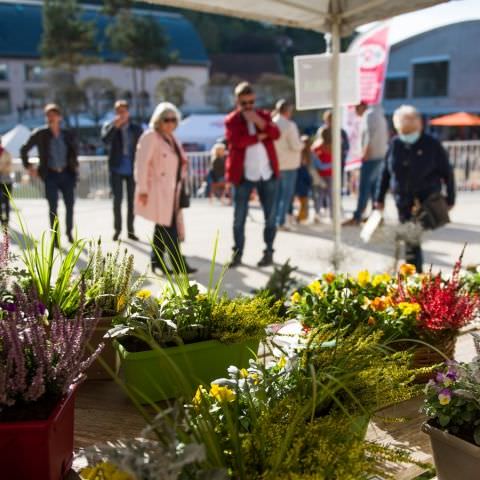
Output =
[
  {"x1": 1, "y1": 124, "x2": 37, "y2": 158},
  {"x1": 147, "y1": 0, "x2": 447, "y2": 268},
  {"x1": 175, "y1": 114, "x2": 226, "y2": 150}
]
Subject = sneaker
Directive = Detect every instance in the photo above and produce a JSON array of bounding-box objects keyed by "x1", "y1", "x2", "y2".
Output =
[
  {"x1": 113, "y1": 231, "x2": 120, "y2": 241},
  {"x1": 342, "y1": 218, "x2": 360, "y2": 227},
  {"x1": 277, "y1": 224, "x2": 291, "y2": 232},
  {"x1": 67, "y1": 232, "x2": 74, "y2": 243},
  {"x1": 128, "y1": 233, "x2": 139, "y2": 241},
  {"x1": 229, "y1": 252, "x2": 242, "y2": 268},
  {"x1": 257, "y1": 251, "x2": 273, "y2": 267}
]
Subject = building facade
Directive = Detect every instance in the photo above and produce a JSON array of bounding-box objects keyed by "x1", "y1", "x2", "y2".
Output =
[
  {"x1": 383, "y1": 20, "x2": 480, "y2": 117},
  {"x1": 0, "y1": 1, "x2": 209, "y2": 131}
]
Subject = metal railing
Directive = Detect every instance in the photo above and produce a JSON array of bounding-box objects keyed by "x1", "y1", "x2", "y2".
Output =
[
  {"x1": 10, "y1": 141, "x2": 480, "y2": 199},
  {"x1": 443, "y1": 141, "x2": 480, "y2": 191},
  {"x1": 11, "y1": 151, "x2": 212, "y2": 200}
]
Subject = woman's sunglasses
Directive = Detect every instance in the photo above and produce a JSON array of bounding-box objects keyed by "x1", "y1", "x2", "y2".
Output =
[{"x1": 162, "y1": 117, "x2": 178, "y2": 123}]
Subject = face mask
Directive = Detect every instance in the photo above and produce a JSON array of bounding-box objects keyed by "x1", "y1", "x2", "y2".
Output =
[{"x1": 399, "y1": 132, "x2": 420, "y2": 144}]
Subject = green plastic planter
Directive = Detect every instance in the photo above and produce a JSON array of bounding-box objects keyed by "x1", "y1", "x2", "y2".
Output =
[{"x1": 115, "y1": 338, "x2": 260, "y2": 403}]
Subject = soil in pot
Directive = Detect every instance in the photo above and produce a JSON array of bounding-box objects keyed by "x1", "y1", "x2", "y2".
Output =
[{"x1": 0, "y1": 393, "x2": 61, "y2": 423}]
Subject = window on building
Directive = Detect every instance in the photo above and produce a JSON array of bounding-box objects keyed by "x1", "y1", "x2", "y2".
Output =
[
  {"x1": 0, "y1": 65, "x2": 8, "y2": 81},
  {"x1": 0, "y1": 91, "x2": 11, "y2": 115},
  {"x1": 25, "y1": 89, "x2": 46, "y2": 111},
  {"x1": 413, "y1": 60, "x2": 449, "y2": 98},
  {"x1": 25, "y1": 64, "x2": 45, "y2": 82},
  {"x1": 384, "y1": 76, "x2": 408, "y2": 99}
]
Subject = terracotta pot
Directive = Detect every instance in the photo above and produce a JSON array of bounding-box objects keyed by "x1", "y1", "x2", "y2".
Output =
[
  {"x1": 423, "y1": 421, "x2": 480, "y2": 480},
  {"x1": 85, "y1": 316, "x2": 117, "y2": 380},
  {"x1": 0, "y1": 386, "x2": 77, "y2": 480}
]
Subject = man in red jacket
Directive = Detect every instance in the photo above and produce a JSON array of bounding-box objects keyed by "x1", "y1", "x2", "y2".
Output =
[{"x1": 225, "y1": 82, "x2": 280, "y2": 267}]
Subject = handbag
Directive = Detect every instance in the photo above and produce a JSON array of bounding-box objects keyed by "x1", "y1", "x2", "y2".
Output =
[
  {"x1": 179, "y1": 180, "x2": 190, "y2": 209},
  {"x1": 415, "y1": 192, "x2": 450, "y2": 230}
]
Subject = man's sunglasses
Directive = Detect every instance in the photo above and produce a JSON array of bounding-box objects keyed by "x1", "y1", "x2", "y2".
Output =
[
  {"x1": 240, "y1": 100, "x2": 255, "y2": 107},
  {"x1": 162, "y1": 117, "x2": 178, "y2": 123}
]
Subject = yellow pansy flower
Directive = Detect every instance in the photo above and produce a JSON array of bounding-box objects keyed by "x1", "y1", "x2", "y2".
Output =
[
  {"x1": 80, "y1": 462, "x2": 134, "y2": 480},
  {"x1": 291, "y1": 291, "x2": 302, "y2": 304},
  {"x1": 308, "y1": 280, "x2": 323, "y2": 296},
  {"x1": 399, "y1": 263, "x2": 416, "y2": 276},
  {"x1": 398, "y1": 302, "x2": 421, "y2": 316},
  {"x1": 135, "y1": 289, "x2": 152, "y2": 299},
  {"x1": 357, "y1": 270, "x2": 371, "y2": 287},
  {"x1": 239, "y1": 368, "x2": 249, "y2": 378},
  {"x1": 372, "y1": 273, "x2": 392, "y2": 287},
  {"x1": 210, "y1": 384, "x2": 236, "y2": 403}
]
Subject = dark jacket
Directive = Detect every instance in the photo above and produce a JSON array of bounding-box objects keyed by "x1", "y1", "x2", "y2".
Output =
[
  {"x1": 20, "y1": 126, "x2": 78, "y2": 180},
  {"x1": 295, "y1": 165, "x2": 312, "y2": 197},
  {"x1": 101, "y1": 121, "x2": 143, "y2": 172},
  {"x1": 225, "y1": 109, "x2": 280, "y2": 185},
  {"x1": 376, "y1": 133, "x2": 455, "y2": 212}
]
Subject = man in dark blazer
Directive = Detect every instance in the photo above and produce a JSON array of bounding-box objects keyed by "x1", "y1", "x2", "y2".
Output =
[
  {"x1": 21, "y1": 103, "x2": 78, "y2": 243},
  {"x1": 101, "y1": 100, "x2": 143, "y2": 241},
  {"x1": 225, "y1": 82, "x2": 280, "y2": 267}
]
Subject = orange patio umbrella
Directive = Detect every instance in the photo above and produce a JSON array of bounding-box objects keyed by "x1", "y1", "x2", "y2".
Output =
[{"x1": 430, "y1": 112, "x2": 480, "y2": 126}]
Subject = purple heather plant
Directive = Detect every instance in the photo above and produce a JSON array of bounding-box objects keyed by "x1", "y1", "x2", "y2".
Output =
[{"x1": 0, "y1": 286, "x2": 101, "y2": 408}]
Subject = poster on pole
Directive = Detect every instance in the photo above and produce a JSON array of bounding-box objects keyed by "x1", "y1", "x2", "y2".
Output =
[
  {"x1": 294, "y1": 53, "x2": 360, "y2": 111},
  {"x1": 350, "y1": 22, "x2": 390, "y2": 105}
]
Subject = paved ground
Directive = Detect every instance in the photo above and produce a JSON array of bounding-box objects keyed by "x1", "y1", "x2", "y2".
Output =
[{"x1": 10, "y1": 191, "x2": 480, "y2": 295}]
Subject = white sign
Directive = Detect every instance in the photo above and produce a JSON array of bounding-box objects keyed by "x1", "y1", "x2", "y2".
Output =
[{"x1": 294, "y1": 53, "x2": 360, "y2": 110}]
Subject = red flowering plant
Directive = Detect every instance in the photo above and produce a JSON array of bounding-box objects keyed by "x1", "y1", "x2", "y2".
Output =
[{"x1": 395, "y1": 256, "x2": 480, "y2": 341}]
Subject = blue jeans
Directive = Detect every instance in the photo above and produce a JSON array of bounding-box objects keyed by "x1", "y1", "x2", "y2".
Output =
[
  {"x1": 45, "y1": 171, "x2": 76, "y2": 234},
  {"x1": 233, "y1": 177, "x2": 278, "y2": 257},
  {"x1": 354, "y1": 159, "x2": 383, "y2": 221},
  {"x1": 275, "y1": 169, "x2": 297, "y2": 226}
]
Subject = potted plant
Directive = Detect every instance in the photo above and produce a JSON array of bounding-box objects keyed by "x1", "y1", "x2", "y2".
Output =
[
  {"x1": 422, "y1": 337, "x2": 480, "y2": 479},
  {"x1": 288, "y1": 259, "x2": 479, "y2": 380},
  {"x1": 112, "y1": 284, "x2": 278, "y2": 403},
  {"x1": 81, "y1": 326, "x2": 420, "y2": 479},
  {"x1": 0, "y1": 285, "x2": 99, "y2": 480},
  {"x1": 83, "y1": 240, "x2": 144, "y2": 379}
]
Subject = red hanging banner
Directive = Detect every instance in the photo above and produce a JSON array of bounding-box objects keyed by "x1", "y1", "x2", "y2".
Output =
[{"x1": 354, "y1": 23, "x2": 390, "y2": 105}]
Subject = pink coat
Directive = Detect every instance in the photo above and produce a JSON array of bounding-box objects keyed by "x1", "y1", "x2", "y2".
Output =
[{"x1": 134, "y1": 129, "x2": 187, "y2": 240}]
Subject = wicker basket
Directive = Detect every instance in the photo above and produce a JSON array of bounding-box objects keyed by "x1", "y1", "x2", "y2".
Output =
[{"x1": 411, "y1": 332, "x2": 457, "y2": 383}]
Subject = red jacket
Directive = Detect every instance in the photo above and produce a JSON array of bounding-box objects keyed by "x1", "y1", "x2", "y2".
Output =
[
  {"x1": 225, "y1": 109, "x2": 280, "y2": 185},
  {"x1": 312, "y1": 141, "x2": 332, "y2": 178}
]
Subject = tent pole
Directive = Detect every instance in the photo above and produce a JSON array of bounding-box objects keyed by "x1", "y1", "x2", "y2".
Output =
[{"x1": 331, "y1": 17, "x2": 342, "y2": 271}]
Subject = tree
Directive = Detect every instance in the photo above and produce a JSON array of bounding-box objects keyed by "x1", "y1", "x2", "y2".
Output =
[
  {"x1": 79, "y1": 77, "x2": 117, "y2": 125},
  {"x1": 41, "y1": 0, "x2": 97, "y2": 73},
  {"x1": 107, "y1": 11, "x2": 176, "y2": 120},
  {"x1": 45, "y1": 70, "x2": 86, "y2": 126},
  {"x1": 204, "y1": 73, "x2": 241, "y2": 112},
  {"x1": 156, "y1": 77, "x2": 193, "y2": 108},
  {"x1": 256, "y1": 74, "x2": 295, "y2": 108}
]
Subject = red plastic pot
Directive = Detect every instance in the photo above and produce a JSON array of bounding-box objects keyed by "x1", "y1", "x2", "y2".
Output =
[{"x1": 0, "y1": 385, "x2": 77, "y2": 480}]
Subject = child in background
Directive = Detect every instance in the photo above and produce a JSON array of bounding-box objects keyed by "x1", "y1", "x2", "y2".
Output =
[
  {"x1": 206, "y1": 143, "x2": 227, "y2": 201},
  {"x1": 295, "y1": 136, "x2": 313, "y2": 223},
  {"x1": 311, "y1": 126, "x2": 333, "y2": 220},
  {"x1": 0, "y1": 137, "x2": 12, "y2": 226}
]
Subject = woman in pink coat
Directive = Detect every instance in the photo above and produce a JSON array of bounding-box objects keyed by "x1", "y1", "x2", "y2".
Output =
[{"x1": 134, "y1": 102, "x2": 197, "y2": 274}]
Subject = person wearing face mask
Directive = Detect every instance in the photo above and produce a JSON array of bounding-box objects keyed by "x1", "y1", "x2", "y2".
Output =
[
  {"x1": 374, "y1": 105, "x2": 455, "y2": 272},
  {"x1": 225, "y1": 82, "x2": 281, "y2": 268}
]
